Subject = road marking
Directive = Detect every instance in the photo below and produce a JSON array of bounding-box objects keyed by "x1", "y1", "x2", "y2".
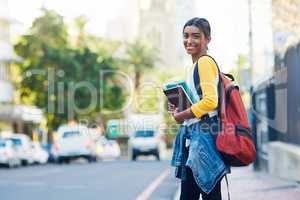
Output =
[{"x1": 136, "y1": 168, "x2": 171, "y2": 200}]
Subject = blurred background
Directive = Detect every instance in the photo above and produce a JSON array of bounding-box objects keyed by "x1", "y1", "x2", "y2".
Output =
[{"x1": 0, "y1": 0, "x2": 300, "y2": 200}]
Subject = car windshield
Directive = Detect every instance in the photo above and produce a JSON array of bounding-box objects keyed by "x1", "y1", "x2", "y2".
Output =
[
  {"x1": 135, "y1": 130, "x2": 154, "y2": 138},
  {"x1": 62, "y1": 131, "x2": 80, "y2": 138},
  {"x1": 10, "y1": 138, "x2": 22, "y2": 146}
]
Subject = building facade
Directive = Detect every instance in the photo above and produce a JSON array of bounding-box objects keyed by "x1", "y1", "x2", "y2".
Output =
[
  {"x1": 0, "y1": 0, "x2": 45, "y2": 141},
  {"x1": 250, "y1": 0, "x2": 274, "y2": 86},
  {"x1": 272, "y1": 0, "x2": 300, "y2": 71},
  {"x1": 138, "y1": 0, "x2": 177, "y2": 68},
  {"x1": 0, "y1": 0, "x2": 14, "y2": 103},
  {"x1": 106, "y1": 0, "x2": 197, "y2": 69},
  {"x1": 175, "y1": 0, "x2": 196, "y2": 67},
  {"x1": 251, "y1": 0, "x2": 300, "y2": 181}
]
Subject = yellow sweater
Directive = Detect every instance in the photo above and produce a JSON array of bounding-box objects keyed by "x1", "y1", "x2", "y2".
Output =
[{"x1": 190, "y1": 56, "x2": 219, "y2": 118}]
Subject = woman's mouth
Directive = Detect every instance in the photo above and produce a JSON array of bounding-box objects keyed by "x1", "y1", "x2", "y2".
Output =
[{"x1": 186, "y1": 46, "x2": 195, "y2": 51}]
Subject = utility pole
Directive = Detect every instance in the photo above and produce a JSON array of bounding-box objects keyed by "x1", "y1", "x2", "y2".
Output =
[{"x1": 248, "y1": 0, "x2": 254, "y2": 85}]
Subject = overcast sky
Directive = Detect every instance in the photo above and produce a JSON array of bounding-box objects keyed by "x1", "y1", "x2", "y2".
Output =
[{"x1": 8, "y1": 0, "x2": 250, "y2": 71}]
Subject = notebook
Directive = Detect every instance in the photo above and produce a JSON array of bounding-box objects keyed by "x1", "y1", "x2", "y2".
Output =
[{"x1": 163, "y1": 81, "x2": 196, "y2": 112}]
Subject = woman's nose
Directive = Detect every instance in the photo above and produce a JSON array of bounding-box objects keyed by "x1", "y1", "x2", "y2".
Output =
[
  {"x1": 187, "y1": 37, "x2": 193, "y2": 43},
  {"x1": 187, "y1": 37, "x2": 193, "y2": 44}
]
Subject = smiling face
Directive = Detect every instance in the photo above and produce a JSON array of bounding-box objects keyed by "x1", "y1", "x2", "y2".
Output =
[{"x1": 183, "y1": 25, "x2": 211, "y2": 58}]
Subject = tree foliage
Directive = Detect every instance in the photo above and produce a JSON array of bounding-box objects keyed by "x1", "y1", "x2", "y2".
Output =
[
  {"x1": 14, "y1": 9, "x2": 126, "y2": 132},
  {"x1": 125, "y1": 39, "x2": 158, "y2": 89},
  {"x1": 272, "y1": 0, "x2": 300, "y2": 51}
]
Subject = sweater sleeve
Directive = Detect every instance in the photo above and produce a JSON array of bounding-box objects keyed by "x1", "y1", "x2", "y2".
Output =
[{"x1": 190, "y1": 56, "x2": 219, "y2": 118}]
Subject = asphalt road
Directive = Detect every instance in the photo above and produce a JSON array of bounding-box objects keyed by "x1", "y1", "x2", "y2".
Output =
[{"x1": 0, "y1": 159, "x2": 179, "y2": 200}]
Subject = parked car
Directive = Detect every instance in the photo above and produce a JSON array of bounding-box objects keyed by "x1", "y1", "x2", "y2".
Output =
[
  {"x1": 0, "y1": 139, "x2": 21, "y2": 168},
  {"x1": 96, "y1": 137, "x2": 121, "y2": 160},
  {"x1": 6, "y1": 134, "x2": 34, "y2": 166},
  {"x1": 128, "y1": 130, "x2": 165, "y2": 161},
  {"x1": 53, "y1": 124, "x2": 97, "y2": 164},
  {"x1": 31, "y1": 142, "x2": 49, "y2": 164}
]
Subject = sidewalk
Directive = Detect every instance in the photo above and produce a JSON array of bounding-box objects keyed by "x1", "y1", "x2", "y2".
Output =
[{"x1": 173, "y1": 166, "x2": 300, "y2": 200}]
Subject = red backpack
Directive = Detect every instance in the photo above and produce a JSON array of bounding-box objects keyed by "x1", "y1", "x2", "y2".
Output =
[{"x1": 194, "y1": 55, "x2": 256, "y2": 167}]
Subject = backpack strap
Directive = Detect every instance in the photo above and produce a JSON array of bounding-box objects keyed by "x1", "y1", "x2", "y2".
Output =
[
  {"x1": 223, "y1": 73, "x2": 235, "y2": 81},
  {"x1": 225, "y1": 175, "x2": 231, "y2": 200},
  {"x1": 193, "y1": 61, "x2": 202, "y2": 98},
  {"x1": 193, "y1": 55, "x2": 223, "y2": 118}
]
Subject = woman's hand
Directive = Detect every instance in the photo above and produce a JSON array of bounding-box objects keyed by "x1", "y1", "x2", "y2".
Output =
[
  {"x1": 172, "y1": 110, "x2": 185, "y2": 124},
  {"x1": 168, "y1": 103, "x2": 188, "y2": 124},
  {"x1": 168, "y1": 103, "x2": 176, "y2": 113},
  {"x1": 168, "y1": 103, "x2": 196, "y2": 124}
]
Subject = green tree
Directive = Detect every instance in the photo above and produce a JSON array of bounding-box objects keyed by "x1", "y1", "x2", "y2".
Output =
[
  {"x1": 74, "y1": 15, "x2": 88, "y2": 49},
  {"x1": 125, "y1": 39, "x2": 158, "y2": 89},
  {"x1": 124, "y1": 39, "x2": 158, "y2": 113},
  {"x1": 14, "y1": 9, "x2": 126, "y2": 137},
  {"x1": 229, "y1": 54, "x2": 247, "y2": 86}
]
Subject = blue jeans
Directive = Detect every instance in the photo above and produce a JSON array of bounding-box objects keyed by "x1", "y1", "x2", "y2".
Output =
[{"x1": 171, "y1": 116, "x2": 229, "y2": 194}]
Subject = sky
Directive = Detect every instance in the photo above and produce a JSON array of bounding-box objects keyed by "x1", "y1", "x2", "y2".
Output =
[
  {"x1": 7, "y1": 0, "x2": 250, "y2": 72},
  {"x1": 195, "y1": 0, "x2": 250, "y2": 71},
  {"x1": 8, "y1": 0, "x2": 125, "y2": 36}
]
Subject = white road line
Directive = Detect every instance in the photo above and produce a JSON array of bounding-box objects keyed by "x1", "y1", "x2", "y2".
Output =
[{"x1": 136, "y1": 168, "x2": 171, "y2": 200}]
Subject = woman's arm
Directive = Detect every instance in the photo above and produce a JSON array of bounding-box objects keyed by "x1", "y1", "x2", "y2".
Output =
[
  {"x1": 171, "y1": 56, "x2": 219, "y2": 123},
  {"x1": 172, "y1": 108, "x2": 195, "y2": 124},
  {"x1": 190, "y1": 56, "x2": 219, "y2": 119}
]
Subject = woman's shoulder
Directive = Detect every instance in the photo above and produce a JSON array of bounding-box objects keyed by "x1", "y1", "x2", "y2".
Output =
[
  {"x1": 197, "y1": 55, "x2": 219, "y2": 73},
  {"x1": 198, "y1": 55, "x2": 217, "y2": 65}
]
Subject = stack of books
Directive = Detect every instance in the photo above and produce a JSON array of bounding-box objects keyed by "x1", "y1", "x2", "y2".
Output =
[{"x1": 163, "y1": 80, "x2": 196, "y2": 112}]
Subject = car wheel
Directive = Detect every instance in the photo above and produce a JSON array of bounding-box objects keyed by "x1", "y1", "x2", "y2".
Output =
[
  {"x1": 64, "y1": 158, "x2": 70, "y2": 164},
  {"x1": 155, "y1": 150, "x2": 160, "y2": 161},
  {"x1": 132, "y1": 153, "x2": 137, "y2": 161},
  {"x1": 21, "y1": 160, "x2": 28, "y2": 166},
  {"x1": 57, "y1": 157, "x2": 64, "y2": 164},
  {"x1": 93, "y1": 156, "x2": 98, "y2": 162},
  {"x1": 86, "y1": 156, "x2": 94, "y2": 163},
  {"x1": 90, "y1": 156, "x2": 97, "y2": 163}
]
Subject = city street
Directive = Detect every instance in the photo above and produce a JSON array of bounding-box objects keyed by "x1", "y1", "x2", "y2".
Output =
[{"x1": 0, "y1": 159, "x2": 179, "y2": 200}]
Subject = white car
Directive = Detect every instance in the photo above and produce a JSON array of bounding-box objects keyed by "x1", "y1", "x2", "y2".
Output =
[
  {"x1": 0, "y1": 139, "x2": 21, "y2": 168},
  {"x1": 128, "y1": 130, "x2": 166, "y2": 161},
  {"x1": 6, "y1": 134, "x2": 34, "y2": 166},
  {"x1": 96, "y1": 137, "x2": 121, "y2": 160},
  {"x1": 31, "y1": 142, "x2": 49, "y2": 164},
  {"x1": 53, "y1": 124, "x2": 97, "y2": 164}
]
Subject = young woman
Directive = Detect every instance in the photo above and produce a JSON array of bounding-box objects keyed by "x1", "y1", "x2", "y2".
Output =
[{"x1": 170, "y1": 18, "x2": 229, "y2": 200}]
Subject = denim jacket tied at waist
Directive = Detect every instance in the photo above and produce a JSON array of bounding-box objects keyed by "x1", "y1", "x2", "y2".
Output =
[{"x1": 171, "y1": 116, "x2": 229, "y2": 194}]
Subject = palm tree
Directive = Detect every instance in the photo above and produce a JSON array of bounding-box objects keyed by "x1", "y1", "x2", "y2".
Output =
[{"x1": 126, "y1": 39, "x2": 158, "y2": 89}]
